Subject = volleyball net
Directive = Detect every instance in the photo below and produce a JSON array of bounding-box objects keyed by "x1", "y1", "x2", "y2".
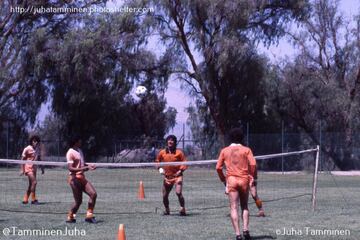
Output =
[
  {"x1": 0, "y1": 147, "x2": 321, "y2": 217},
  {"x1": 0, "y1": 147, "x2": 319, "y2": 168}
]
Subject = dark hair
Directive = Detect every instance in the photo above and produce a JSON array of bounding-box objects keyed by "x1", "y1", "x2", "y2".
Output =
[
  {"x1": 29, "y1": 135, "x2": 40, "y2": 144},
  {"x1": 165, "y1": 135, "x2": 177, "y2": 146},
  {"x1": 68, "y1": 135, "x2": 81, "y2": 148},
  {"x1": 229, "y1": 128, "x2": 244, "y2": 144}
]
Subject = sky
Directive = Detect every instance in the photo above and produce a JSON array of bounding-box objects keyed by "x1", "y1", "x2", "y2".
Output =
[{"x1": 36, "y1": 0, "x2": 360, "y2": 138}]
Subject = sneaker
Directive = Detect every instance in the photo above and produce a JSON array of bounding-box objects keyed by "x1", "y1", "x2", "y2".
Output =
[
  {"x1": 22, "y1": 195, "x2": 29, "y2": 204},
  {"x1": 257, "y1": 209, "x2": 265, "y2": 217},
  {"x1": 236, "y1": 235, "x2": 243, "y2": 240},
  {"x1": 179, "y1": 208, "x2": 186, "y2": 216},
  {"x1": 66, "y1": 218, "x2": 76, "y2": 223},
  {"x1": 66, "y1": 213, "x2": 76, "y2": 223},
  {"x1": 243, "y1": 231, "x2": 251, "y2": 240},
  {"x1": 85, "y1": 217, "x2": 97, "y2": 224},
  {"x1": 163, "y1": 208, "x2": 170, "y2": 215},
  {"x1": 31, "y1": 200, "x2": 39, "y2": 205}
]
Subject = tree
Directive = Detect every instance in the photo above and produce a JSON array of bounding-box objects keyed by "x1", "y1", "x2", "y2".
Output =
[
  {"x1": 269, "y1": 0, "x2": 360, "y2": 169},
  {"x1": 27, "y1": 12, "x2": 176, "y2": 157},
  {"x1": 142, "y1": 0, "x2": 310, "y2": 143},
  {"x1": 0, "y1": 0, "x2": 106, "y2": 149}
]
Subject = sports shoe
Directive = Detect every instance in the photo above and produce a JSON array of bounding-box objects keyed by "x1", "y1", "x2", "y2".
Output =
[
  {"x1": 66, "y1": 218, "x2": 76, "y2": 223},
  {"x1": 66, "y1": 213, "x2": 76, "y2": 223},
  {"x1": 236, "y1": 235, "x2": 243, "y2": 240},
  {"x1": 257, "y1": 209, "x2": 265, "y2": 217},
  {"x1": 85, "y1": 217, "x2": 97, "y2": 224},
  {"x1": 31, "y1": 200, "x2": 39, "y2": 205},
  {"x1": 163, "y1": 208, "x2": 170, "y2": 215},
  {"x1": 243, "y1": 231, "x2": 251, "y2": 240},
  {"x1": 22, "y1": 195, "x2": 29, "y2": 204},
  {"x1": 179, "y1": 208, "x2": 186, "y2": 216}
]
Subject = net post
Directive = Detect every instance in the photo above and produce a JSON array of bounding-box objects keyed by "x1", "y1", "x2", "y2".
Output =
[
  {"x1": 281, "y1": 120, "x2": 284, "y2": 175},
  {"x1": 312, "y1": 145, "x2": 320, "y2": 211}
]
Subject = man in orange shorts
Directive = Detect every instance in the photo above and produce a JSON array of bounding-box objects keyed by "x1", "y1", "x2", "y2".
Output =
[
  {"x1": 20, "y1": 135, "x2": 44, "y2": 204},
  {"x1": 66, "y1": 136, "x2": 97, "y2": 224},
  {"x1": 155, "y1": 135, "x2": 187, "y2": 216},
  {"x1": 216, "y1": 128, "x2": 257, "y2": 240}
]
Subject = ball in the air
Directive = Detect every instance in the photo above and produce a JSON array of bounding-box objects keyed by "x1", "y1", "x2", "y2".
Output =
[{"x1": 135, "y1": 85, "x2": 147, "y2": 97}]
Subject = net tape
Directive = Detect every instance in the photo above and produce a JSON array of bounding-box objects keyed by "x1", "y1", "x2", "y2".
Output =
[{"x1": 0, "y1": 148, "x2": 318, "y2": 168}]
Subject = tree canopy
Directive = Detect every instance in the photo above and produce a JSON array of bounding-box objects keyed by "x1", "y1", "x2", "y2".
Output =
[
  {"x1": 2, "y1": 0, "x2": 360, "y2": 169},
  {"x1": 142, "y1": 0, "x2": 310, "y2": 142},
  {"x1": 268, "y1": 0, "x2": 360, "y2": 169}
]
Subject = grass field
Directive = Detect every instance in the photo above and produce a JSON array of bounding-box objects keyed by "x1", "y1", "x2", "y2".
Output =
[{"x1": 0, "y1": 168, "x2": 359, "y2": 240}]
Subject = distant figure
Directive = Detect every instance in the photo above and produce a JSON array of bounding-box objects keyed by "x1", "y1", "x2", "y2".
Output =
[
  {"x1": 155, "y1": 135, "x2": 187, "y2": 216},
  {"x1": 21, "y1": 135, "x2": 44, "y2": 204},
  {"x1": 66, "y1": 136, "x2": 97, "y2": 224},
  {"x1": 216, "y1": 128, "x2": 257, "y2": 240}
]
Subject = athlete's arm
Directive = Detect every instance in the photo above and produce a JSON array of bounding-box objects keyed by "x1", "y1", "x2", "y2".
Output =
[
  {"x1": 20, "y1": 148, "x2": 27, "y2": 175},
  {"x1": 67, "y1": 163, "x2": 93, "y2": 172},
  {"x1": 216, "y1": 150, "x2": 226, "y2": 185}
]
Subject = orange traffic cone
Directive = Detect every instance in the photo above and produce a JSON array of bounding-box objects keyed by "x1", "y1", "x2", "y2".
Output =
[
  {"x1": 117, "y1": 224, "x2": 126, "y2": 240},
  {"x1": 138, "y1": 181, "x2": 145, "y2": 200}
]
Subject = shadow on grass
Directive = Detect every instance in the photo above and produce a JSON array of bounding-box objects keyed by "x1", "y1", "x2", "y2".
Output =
[
  {"x1": 30, "y1": 202, "x2": 47, "y2": 205},
  {"x1": 252, "y1": 235, "x2": 276, "y2": 239},
  {"x1": 167, "y1": 212, "x2": 201, "y2": 217},
  {"x1": 0, "y1": 208, "x2": 156, "y2": 215},
  {"x1": 0, "y1": 194, "x2": 312, "y2": 216},
  {"x1": 189, "y1": 193, "x2": 312, "y2": 212},
  {"x1": 180, "y1": 212, "x2": 201, "y2": 217},
  {"x1": 263, "y1": 193, "x2": 311, "y2": 203}
]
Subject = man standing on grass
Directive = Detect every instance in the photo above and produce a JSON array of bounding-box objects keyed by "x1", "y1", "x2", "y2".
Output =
[
  {"x1": 66, "y1": 136, "x2": 97, "y2": 224},
  {"x1": 216, "y1": 128, "x2": 257, "y2": 240},
  {"x1": 20, "y1": 135, "x2": 44, "y2": 204},
  {"x1": 155, "y1": 135, "x2": 187, "y2": 216}
]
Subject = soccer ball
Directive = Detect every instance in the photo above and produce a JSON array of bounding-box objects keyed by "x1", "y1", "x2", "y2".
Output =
[{"x1": 135, "y1": 85, "x2": 147, "y2": 97}]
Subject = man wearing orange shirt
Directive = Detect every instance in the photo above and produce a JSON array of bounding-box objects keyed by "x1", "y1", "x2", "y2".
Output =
[
  {"x1": 66, "y1": 136, "x2": 97, "y2": 224},
  {"x1": 216, "y1": 128, "x2": 256, "y2": 240},
  {"x1": 20, "y1": 135, "x2": 44, "y2": 204},
  {"x1": 156, "y1": 135, "x2": 187, "y2": 216}
]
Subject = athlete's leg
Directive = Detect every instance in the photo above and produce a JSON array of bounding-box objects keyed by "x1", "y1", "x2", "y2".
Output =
[
  {"x1": 239, "y1": 187, "x2": 250, "y2": 232},
  {"x1": 23, "y1": 174, "x2": 32, "y2": 203},
  {"x1": 175, "y1": 180, "x2": 186, "y2": 215},
  {"x1": 69, "y1": 178, "x2": 83, "y2": 215},
  {"x1": 84, "y1": 181, "x2": 97, "y2": 215},
  {"x1": 250, "y1": 183, "x2": 265, "y2": 216},
  {"x1": 228, "y1": 191, "x2": 241, "y2": 236},
  {"x1": 27, "y1": 172, "x2": 38, "y2": 202},
  {"x1": 162, "y1": 181, "x2": 173, "y2": 214}
]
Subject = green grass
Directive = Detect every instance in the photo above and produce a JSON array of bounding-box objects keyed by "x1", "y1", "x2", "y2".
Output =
[{"x1": 0, "y1": 168, "x2": 359, "y2": 240}]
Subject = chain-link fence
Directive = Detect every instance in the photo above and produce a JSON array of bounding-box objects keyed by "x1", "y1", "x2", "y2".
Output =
[{"x1": 1, "y1": 121, "x2": 360, "y2": 170}]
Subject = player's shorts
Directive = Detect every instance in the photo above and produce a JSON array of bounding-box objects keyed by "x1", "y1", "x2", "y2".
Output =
[
  {"x1": 68, "y1": 174, "x2": 88, "y2": 189},
  {"x1": 226, "y1": 176, "x2": 249, "y2": 193},
  {"x1": 24, "y1": 164, "x2": 37, "y2": 175},
  {"x1": 164, "y1": 175, "x2": 183, "y2": 186}
]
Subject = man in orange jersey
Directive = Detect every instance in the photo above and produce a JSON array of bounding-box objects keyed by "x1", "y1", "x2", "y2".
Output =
[
  {"x1": 66, "y1": 136, "x2": 97, "y2": 224},
  {"x1": 216, "y1": 128, "x2": 256, "y2": 240},
  {"x1": 20, "y1": 135, "x2": 44, "y2": 204},
  {"x1": 156, "y1": 135, "x2": 187, "y2": 216}
]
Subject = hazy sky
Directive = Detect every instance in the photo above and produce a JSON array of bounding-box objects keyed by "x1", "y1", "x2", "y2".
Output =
[{"x1": 37, "y1": 0, "x2": 360, "y2": 138}]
